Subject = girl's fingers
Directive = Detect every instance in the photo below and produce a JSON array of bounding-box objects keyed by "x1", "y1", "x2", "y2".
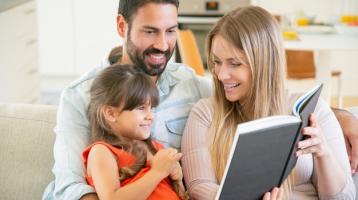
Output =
[{"x1": 173, "y1": 153, "x2": 182, "y2": 161}]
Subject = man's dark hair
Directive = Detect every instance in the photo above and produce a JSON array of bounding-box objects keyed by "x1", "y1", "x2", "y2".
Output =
[{"x1": 118, "y1": 0, "x2": 179, "y2": 24}]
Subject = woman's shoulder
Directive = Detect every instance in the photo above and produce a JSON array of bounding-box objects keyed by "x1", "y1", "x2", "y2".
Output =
[
  {"x1": 193, "y1": 98, "x2": 213, "y2": 112},
  {"x1": 192, "y1": 98, "x2": 214, "y2": 117}
]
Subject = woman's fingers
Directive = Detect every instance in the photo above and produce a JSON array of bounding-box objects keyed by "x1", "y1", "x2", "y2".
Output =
[
  {"x1": 309, "y1": 114, "x2": 318, "y2": 127},
  {"x1": 296, "y1": 145, "x2": 320, "y2": 156},
  {"x1": 262, "y1": 187, "x2": 281, "y2": 200},
  {"x1": 298, "y1": 137, "x2": 321, "y2": 149},
  {"x1": 262, "y1": 192, "x2": 270, "y2": 200}
]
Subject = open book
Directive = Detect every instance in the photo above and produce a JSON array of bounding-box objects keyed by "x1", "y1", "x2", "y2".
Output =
[{"x1": 215, "y1": 84, "x2": 323, "y2": 200}]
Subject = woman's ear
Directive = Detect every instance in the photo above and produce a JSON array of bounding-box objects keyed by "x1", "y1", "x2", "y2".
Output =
[
  {"x1": 102, "y1": 105, "x2": 118, "y2": 123},
  {"x1": 117, "y1": 15, "x2": 127, "y2": 38}
]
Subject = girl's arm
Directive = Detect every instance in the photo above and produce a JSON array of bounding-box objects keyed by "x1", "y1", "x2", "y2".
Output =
[{"x1": 87, "y1": 144, "x2": 181, "y2": 200}]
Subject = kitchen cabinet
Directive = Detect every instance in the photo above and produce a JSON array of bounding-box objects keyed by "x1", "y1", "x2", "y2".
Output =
[
  {"x1": 0, "y1": 0, "x2": 40, "y2": 103},
  {"x1": 36, "y1": 0, "x2": 121, "y2": 76}
]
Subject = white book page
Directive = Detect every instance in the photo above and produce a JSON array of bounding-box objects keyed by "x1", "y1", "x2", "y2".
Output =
[
  {"x1": 292, "y1": 84, "x2": 322, "y2": 116},
  {"x1": 237, "y1": 115, "x2": 301, "y2": 134}
]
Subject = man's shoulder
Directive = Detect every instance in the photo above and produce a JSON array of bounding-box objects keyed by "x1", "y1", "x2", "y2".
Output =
[
  {"x1": 165, "y1": 62, "x2": 196, "y2": 79},
  {"x1": 69, "y1": 64, "x2": 107, "y2": 89},
  {"x1": 166, "y1": 63, "x2": 211, "y2": 86},
  {"x1": 60, "y1": 60, "x2": 109, "y2": 106}
]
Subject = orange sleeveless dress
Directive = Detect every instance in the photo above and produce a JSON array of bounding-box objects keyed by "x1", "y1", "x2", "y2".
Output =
[{"x1": 82, "y1": 141, "x2": 180, "y2": 200}]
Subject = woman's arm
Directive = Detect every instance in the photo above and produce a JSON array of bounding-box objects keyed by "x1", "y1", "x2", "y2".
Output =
[
  {"x1": 87, "y1": 144, "x2": 181, "y2": 200},
  {"x1": 181, "y1": 99, "x2": 219, "y2": 200},
  {"x1": 297, "y1": 100, "x2": 355, "y2": 198}
]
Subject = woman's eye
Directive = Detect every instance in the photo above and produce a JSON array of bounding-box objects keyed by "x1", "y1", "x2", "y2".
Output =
[
  {"x1": 213, "y1": 60, "x2": 221, "y2": 65},
  {"x1": 232, "y1": 62, "x2": 241, "y2": 67}
]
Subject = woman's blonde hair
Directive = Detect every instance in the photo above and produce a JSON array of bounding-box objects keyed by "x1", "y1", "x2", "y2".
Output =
[{"x1": 206, "y1": 6, "x2": 291, "y2": 197}]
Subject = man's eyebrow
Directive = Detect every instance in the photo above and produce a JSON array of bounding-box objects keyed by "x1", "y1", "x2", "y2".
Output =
[
  {"x1": 142, "y1": 25, "x2": 178, "y2": 30},
  {"x1": 168, "y1": 25, "x2": 178, "y2": 29},
  {"x1": 142, "y1": 26, "x2": 159, "y2": 30}
]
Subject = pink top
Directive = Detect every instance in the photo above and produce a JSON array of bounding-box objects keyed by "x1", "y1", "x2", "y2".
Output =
[{"x1": 181, "y1": 96, "x2": 355, "y2": 200}]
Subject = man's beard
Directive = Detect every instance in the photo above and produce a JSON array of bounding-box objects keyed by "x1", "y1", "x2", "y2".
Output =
[{"x1": 126, "y1": 36, "x2": 173, "y2": 76}]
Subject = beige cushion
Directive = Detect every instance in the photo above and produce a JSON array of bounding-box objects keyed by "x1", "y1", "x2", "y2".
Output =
[{"x1": 0, "y1": 104, "x2": 57, "y2": 200}]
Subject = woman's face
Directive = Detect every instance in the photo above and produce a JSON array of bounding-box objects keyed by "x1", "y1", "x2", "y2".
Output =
[{"x1": 211, "y1": 35, "x2": 252, "y2": 102}]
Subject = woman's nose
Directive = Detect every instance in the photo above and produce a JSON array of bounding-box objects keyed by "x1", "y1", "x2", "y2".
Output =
[{"x1": 217, "y1": 65, "x2": 230, "y2": 81}]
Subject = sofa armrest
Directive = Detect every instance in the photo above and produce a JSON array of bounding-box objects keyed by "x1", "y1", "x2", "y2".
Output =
[{"x1": 0, "y1": 104, "x2": 57, "y2": 199}]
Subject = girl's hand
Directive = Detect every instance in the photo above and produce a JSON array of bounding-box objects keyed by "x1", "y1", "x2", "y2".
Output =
[
  {"x1": 169, "y1": 162, "x2": 183, "y2": 181},
  {"x1": 262, "y1": 187, "x2": 282, "y2": 200},
  {"x1": 151, "y1": 148, "x2": 182, "y2": 178},
  {"x1": 296, "y1": 114, "x2": 330, "y2": 158}
]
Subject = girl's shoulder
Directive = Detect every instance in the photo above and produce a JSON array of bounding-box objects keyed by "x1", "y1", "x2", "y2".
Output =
[{"x1": 83, "y1": 141, "x2": 136, "y2": 167}]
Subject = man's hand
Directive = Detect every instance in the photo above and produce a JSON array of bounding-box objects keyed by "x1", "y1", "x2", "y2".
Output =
[
  {"x1": 80, "y1": 193, "x2": 99, "y2": 200},
  {"x1": 333, "y1": 107, "x2": 358, "y2": 174}
]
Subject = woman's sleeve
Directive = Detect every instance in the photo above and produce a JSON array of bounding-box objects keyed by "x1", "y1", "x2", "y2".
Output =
[
  {"x1": 312, "y1": 98, "x2": 356, "y2": 199},
  {"x1": 181, "y1": 98, "x2": 219, "y2": 200}
]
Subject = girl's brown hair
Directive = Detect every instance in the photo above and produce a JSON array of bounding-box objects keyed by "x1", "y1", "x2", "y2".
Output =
[
  {"x1": 88, "y1": 64, "x2": 159, "y2": 179},
  {"x1": 87, "y1": 64, "x2": 188, "y2": 199}
]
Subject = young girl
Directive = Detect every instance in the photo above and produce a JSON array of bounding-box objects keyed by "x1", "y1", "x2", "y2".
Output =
[
  {"x1": 181, "y1": 6, "x2": 355, "y2": 200},
  {"x1": 83, "y1": 64, "x2": 187, "y2": 200}
]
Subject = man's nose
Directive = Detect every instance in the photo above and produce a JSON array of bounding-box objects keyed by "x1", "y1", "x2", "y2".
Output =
[{"x1": 153, "y1": 33, "x2": 169, "y2": 52}]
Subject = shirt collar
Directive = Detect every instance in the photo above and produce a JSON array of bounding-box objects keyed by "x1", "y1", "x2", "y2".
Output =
[{"x1": 156, "y1": 64, "x2": 180, "y2": 97}]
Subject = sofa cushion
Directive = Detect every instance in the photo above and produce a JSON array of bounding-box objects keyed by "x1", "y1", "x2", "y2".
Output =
[{"x1": 0, "y1": 104, "x2": 57, "y2": 200}]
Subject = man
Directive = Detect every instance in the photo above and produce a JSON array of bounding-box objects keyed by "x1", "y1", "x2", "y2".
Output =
[
  {"x1": 43, "y1": 1, "x2": 210, "y2": 199},
  {"x1": 43, "y1": 0, "x2": 358, "y2": 199},
  {"x1": 333, "y1": 108, "x2": 358, "y2": 173}
]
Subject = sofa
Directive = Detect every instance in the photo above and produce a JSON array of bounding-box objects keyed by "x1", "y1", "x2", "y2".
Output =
[
  {"x1": 0, "y1": 103, "x2": 357, "y2": 199},
  {"x1": 0, "y1": 104, "x2": 56, "y2": 200}
]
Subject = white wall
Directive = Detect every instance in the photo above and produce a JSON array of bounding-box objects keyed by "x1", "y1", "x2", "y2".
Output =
[
  {"x1": 253, "y1": 0, "x2": 358, "y2": 17},
  {"x1": 36, "y1": 0, "x2": 121, "y2": 76},
  {"x1": 253, "y1": 0, "x2": 358, "y2": 97}
]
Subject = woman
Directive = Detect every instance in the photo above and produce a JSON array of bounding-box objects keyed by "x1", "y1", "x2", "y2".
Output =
[{"x1": 181, "y1": 6, "x2": 355, "y2": 200}]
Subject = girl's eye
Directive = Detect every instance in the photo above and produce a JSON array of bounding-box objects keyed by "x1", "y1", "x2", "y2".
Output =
[{"x1": 137, "y1": 106, "x2": 145, "y2": 110}]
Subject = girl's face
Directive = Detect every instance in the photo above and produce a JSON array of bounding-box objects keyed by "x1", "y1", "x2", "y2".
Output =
[
  {"x1": 211, "y1": 35, "x2": 252, "y2": 102},
  {"x1": 111, "y1": 101, "x2": 154, "y2": 140}
]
